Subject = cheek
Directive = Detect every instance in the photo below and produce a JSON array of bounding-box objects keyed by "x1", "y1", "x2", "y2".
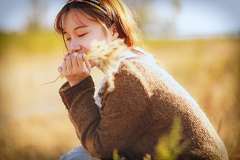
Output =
[
  {"x1": 91, "y1": 27, "x2": 108, "y2": 42},
  {"x1": 85, "y1": 32, "x2": 107, "y2": 50},
  {"x1": 82, "y1": 36, "x2": 94, "y2": 52}
]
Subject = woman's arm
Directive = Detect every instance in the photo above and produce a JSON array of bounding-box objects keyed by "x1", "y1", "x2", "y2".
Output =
[{"x1": 59, "y1": 70, "x2": 151, "y2": 159}]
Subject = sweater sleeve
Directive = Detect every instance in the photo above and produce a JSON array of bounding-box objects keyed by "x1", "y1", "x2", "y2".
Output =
[{"x1": 59, "y1": 71, "x2": 151, "y2": 159}]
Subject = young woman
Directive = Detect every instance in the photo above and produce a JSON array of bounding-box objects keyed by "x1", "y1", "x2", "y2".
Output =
[{"x1": 55, "y1": 0, "x2": 228, "y2": 159}]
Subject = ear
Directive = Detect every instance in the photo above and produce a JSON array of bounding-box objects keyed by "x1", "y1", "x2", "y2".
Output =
[{"x1": 109, "y1": 23, "x2": 119, "y2": 41}]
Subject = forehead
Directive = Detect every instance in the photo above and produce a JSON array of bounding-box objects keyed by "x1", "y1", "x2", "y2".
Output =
[{"x1": 62, "y1": 8, "x2": 96, "y2": 30}]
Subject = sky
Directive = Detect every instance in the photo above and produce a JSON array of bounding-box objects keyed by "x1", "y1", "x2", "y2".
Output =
[
  {"x1": 176, "y1": 0, "x2": 240, "y2": 36},
  {"x1": 0, "y1": 0, "x2": 239, "y2": 38}
]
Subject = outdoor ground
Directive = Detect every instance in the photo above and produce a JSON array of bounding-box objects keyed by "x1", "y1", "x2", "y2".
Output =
[{"x1": 0, "y1": 31, "x2": 239, "y2": 159}]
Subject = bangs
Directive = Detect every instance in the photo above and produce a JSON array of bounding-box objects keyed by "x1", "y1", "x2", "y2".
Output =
[{"x1": 55, "y1": 3, "x2": 110, "y2": 35}]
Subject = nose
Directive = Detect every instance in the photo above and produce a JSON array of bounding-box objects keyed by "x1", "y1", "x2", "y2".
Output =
[{"x1": 69, "y1": 39, "x2": 81, "y2": 53}]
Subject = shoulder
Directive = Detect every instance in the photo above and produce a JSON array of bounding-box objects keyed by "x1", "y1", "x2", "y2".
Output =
[
  {"x1": 116, "y1": 50, "x2": 198, "y2": 105},
  {"x1": 116, "y1": 52, "x2": 164, "y2": 87}
]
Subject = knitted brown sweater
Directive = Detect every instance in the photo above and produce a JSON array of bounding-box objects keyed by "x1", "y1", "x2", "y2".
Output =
[{"x1": 59, "y1": 54, "x2": 228, "y2": 160}]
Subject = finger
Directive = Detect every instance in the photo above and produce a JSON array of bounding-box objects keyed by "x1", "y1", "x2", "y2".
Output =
[
  {"x1": 61, "y1": 60, "x2": 67, "y2": 75},
  {"x1": 58, "y1": 60, "x2": 65, "y2": 74},
  {"x1": 63, "y1": 53, "x2": 70, "y2": 60},
  {"x1": 58, "y1": 66, "x2": 62, "y2": 74},
  {"x1": 71, "y1": 53, "x2": 79, "y2": 69},
  {"x1": 77, "y1": 54, "x2": 89, "y2": 75},
  {"x1": 83, "y1": 53, "x2": 92, "y2": 71},
  {"x1": 66, "y1": 55, "x2": 72, "y2": 71},
  {"x1": 85, "y1": 61, "x2": 92, "y2": 72},
  {"x1": 76, "y1": 53, "x2": 84, "y2": 69},
  {"x1": 89, "y1": 59, "x2": 96, "y2": 68}
]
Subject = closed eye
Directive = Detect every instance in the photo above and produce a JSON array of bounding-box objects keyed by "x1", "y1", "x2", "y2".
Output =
[
  {"x1": 65, "y1": 33, "x2": 88, "y2": 41},
  {"x1": 78, "y1": 33, "x2": 87, "y2": 37}
]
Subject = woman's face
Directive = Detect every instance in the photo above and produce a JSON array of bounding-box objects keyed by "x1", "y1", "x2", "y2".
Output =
[{"x1": 62, "y1": 9, "x2": 113, "y2": 54}]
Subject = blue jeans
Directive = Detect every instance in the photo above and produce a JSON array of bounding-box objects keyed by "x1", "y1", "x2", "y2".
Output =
[{"x1": 60, "y1": 146, "x2": 100, "y2": 160}]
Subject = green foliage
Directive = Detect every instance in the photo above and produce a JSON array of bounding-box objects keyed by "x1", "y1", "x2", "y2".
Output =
[
  {"x1": 143, "y1": 154, "x2": 151, "y2": 160},
  {"x1": 154, "y1": 116, "x2": 189, "y2": 160},
  {"x1": 113, "y1": 148, "x2": 120, "y2": 160},
  {"x1": 112, "y1": 116, "x2": 189, "y2": 160}
]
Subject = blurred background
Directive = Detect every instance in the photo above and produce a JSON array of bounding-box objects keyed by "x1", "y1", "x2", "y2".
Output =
[{"x1": 0, "y1": 0, "x2": 239, "y2": 159}]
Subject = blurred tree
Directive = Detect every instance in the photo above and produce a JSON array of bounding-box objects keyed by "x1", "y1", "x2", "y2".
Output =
[
  {"x1": 126, "y1": 0, "x2": 181, "y2": 40},
  {"x1": 27, "y1": 0, "x2": 47, "y2": 31}
]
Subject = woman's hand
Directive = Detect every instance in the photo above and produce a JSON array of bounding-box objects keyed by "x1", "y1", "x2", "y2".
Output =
[{"x1": 58, "y1": 53, "x2": 93, "y2": 86}]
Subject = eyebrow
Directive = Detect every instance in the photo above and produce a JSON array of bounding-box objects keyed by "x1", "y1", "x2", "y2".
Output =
[{"x1": 63, "y1": 25, "x2": 88, "y2": 35}]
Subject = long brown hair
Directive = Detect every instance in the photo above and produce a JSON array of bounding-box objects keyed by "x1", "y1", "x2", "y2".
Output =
[{"x1": 54, "y1": 0, "x2": 143, "y2": 50}]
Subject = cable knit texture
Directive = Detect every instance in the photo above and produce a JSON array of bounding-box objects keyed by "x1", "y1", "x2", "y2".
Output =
[{"x1": 59, "y1": 55, "x2": 228, "y2": 160}]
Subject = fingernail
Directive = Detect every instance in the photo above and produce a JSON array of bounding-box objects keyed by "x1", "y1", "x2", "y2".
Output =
[
  {"x1": 58, "y1": 66, "x2": 62, "y2": 73},
  {"x1": 63, "y1": 53, "x2": 69, "y2": 60},
  {"x1": 74, "y1": 52, "x2": 78, "y2": 56}
]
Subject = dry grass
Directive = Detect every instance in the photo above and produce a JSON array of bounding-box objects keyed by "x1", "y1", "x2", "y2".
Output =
[
  {"x1": 145, "y1": 38, "x2": 240, "y2": 159},
  {"x1": 0, "y1": 31, "x2": 239, "y2": 159}
]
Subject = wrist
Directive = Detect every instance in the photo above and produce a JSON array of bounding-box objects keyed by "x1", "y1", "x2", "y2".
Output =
[
  {"x1": 69, "y1": 81, "x2": 80, "y2": 87},
  {"x1": 68, "y1": 76, "x2": 89, "y2": 87},
  {"x1": 59, "y1": 75, "x2": 95, "y2": 110}
]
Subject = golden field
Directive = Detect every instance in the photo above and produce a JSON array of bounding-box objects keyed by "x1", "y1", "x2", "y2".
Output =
[{"x1": 0, "y1": 31, "x2": 239, "y2": 159}]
